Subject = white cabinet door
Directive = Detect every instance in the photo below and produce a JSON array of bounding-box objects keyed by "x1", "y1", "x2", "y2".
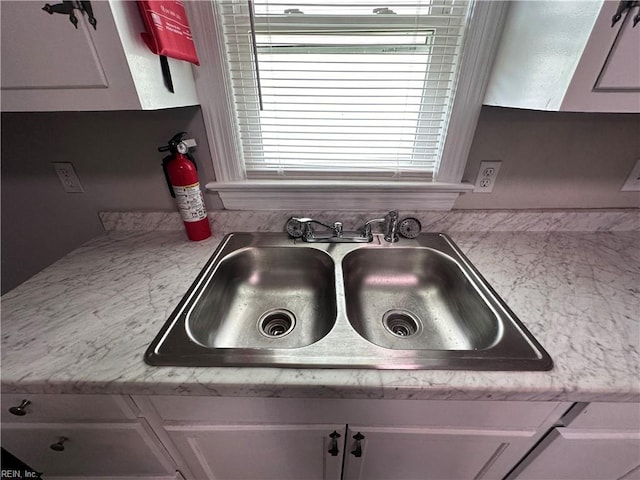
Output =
[
  {"x1": 165, "y1": 423, "x2": 345, "y2": 480},
  {"x1": 512, "y1": 427, "x2": 640, "y2": 480},
  {"x1": 342, "y1": 425, "x2": 538, "y2": 480},
  {"x1": 595, "y1": 11, "x2": 640, "y2": 90},
  {"x1": 1, "y1": 421, "x2": 176, "y2": 478},
  {"x1": 1, "y1": 393, "x2": 137, "y2": 422},
  {"x1": 561, "y1": 0, "x2": 640, "y2": 112},
  {"x1": 0, "y1": 1, "x2": 198, "y2": 111},
  {"x1": 0, "y1": 1, "x2": 139, "y2": 111},
  {"x1": 1, "y1": 1, "x2": 107, "y2": 90},
  {"x1": 484, "y1": 0, "x2": 640, "y2": 112}
]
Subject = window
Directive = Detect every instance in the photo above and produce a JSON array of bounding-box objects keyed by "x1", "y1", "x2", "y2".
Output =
[
  {"x1": 225, "y1": 1, "x2": 469, "y2": 179},
  {"x1": 186, "y1": 1, "x2": 508, "y2": 209}
]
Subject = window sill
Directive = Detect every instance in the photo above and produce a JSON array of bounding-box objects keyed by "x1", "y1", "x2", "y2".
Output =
[{"x1": 205, "y1": 180, "x2": 473, "y2": 210}]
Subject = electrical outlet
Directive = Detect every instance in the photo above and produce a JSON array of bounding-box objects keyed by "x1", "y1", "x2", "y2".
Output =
[
  {"x1": 473, "y1": 161, "x2": 502, "y2": 193},
  {"x1": 53, "y1": 162, "x2": 84, "y2": 193},
  {"x1": 621, "y1": 159, "x2": 640, "y2": 192}
]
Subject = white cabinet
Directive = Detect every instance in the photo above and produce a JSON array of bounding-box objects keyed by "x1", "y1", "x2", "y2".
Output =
[
  {"x1": 0, "y1": 1, "x2": 199, "y2": 111},
  {"x1": 140, "y1": 396, "x2": 570, "y2": 480},
  {"x1": 5, "y1": 394, "x2": 635, "y2": 479},
  {"x1": 165, "y1": 424, "x2": 345, "y2": 480},
  {"x1": 1, "y1": 394, "x2": 178, "y2": 479},
  {"x1": 561, "y1": 1, "x2": 640, "y2": 112},
  {"x1": 508, "y1": 402, "x2": 640, "y2": 480},
  {"x1": 342, "y1": 425, "x2": 536, "y2": 480},
  {"x1": 484, "y1": 0, "x2": 640, "y2": 112},
  {"x1": 2, "y1": 423, "x2": 178, "y2": 478}
]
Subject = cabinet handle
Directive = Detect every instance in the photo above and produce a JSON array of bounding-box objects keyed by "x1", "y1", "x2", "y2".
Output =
[
  {"x1": 350, "y1": 432, "x2": 364, "y2": 458},
  {"x1": 50, "y1": 436, "x2": 68, "y2": 452},
  {"x1": 328, "y1": 430, "x2": 341, "y2": 456},
  {"x1": 80, "y1": 1, "x2": 97, "y2": 30},
  {"x1": 8, "y1": 399, "x2": 31, "y2": 416},
  {"x1": 41, "y1": 1, "x2": 97, "y2": 30}
]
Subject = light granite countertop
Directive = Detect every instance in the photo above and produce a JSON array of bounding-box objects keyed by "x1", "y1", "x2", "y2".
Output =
[{"x1": 1, "y1": 210, "x2": 639, "y2": 401}]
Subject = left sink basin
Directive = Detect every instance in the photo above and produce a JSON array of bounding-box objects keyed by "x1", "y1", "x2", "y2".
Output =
[
  {"x1": 145, "y1": 233, "x2": 337, "y2": 366},
  {"x1": 188, "y1": 246, "x2": 336, "y2": 349}
]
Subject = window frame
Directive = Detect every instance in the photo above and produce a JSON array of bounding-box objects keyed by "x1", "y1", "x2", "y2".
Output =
[{"x1": 185, "y1": 1, "x2": 510, "y2": 210}]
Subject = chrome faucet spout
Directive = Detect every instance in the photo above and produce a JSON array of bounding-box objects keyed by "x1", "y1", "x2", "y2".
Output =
[
  {"x1": 362, "y1": 217, "x2": 386, "y2": 238},
  {"x1": 384, "y1": 210, "x2": 399, "y2": 243},
  {"x1": 361, "y1": 211, "x2": 400, "y2": 242}
]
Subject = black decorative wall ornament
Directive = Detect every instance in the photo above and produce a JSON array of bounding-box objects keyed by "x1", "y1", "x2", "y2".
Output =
[{"x1": 42, "y1": 1, "x2": 96, "y2": 30}]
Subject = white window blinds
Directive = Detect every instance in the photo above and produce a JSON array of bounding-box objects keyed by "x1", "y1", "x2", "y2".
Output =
[{"x1": 216, "y1": 0, "x2": 472, "y2": 179}]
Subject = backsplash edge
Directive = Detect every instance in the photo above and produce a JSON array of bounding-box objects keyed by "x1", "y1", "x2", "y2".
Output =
[{"x1": 99, "y1": 209, "x2": 640, "y2": 233}]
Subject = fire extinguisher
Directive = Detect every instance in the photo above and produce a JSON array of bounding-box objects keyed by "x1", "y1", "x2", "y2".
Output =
[{"x1": 160, "y1": 132, "x2": 211, "y2": 241}]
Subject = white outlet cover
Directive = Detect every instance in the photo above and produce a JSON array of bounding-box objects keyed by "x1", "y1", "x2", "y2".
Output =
[
  {"x1": 473, "y1": 161, "x2": 502, "y2": 193},
  {"x1": 53, "y1": 162, "x2": 84, "y2": 193},
  {"x1": 621, "y1": 159, "x2": 640, "y2": 192}
]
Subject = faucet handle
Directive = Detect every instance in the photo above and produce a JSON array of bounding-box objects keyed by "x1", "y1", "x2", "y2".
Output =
[{"x1": 384, "y1": 210, "x2": 399, "y2": 224}]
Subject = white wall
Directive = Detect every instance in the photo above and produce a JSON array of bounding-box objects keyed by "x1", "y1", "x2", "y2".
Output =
[
  {"x1": 1, "y1": 106, "x2": 221, "y2": 294},
  {"x1": 2, "y1": 105, "x2": 639, "y2": 294},
  {"x1": 456, "y1": 107, "x2": 640, "y2": 209}
]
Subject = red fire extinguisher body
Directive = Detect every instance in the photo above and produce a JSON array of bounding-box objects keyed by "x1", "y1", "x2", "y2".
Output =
[{"x1": 166, "y1": 151, "x2": 211, "y2": 241}]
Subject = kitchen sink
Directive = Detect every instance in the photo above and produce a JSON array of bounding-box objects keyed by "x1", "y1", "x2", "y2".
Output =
[{"x1": 145, "y1": 233, "x2": 553, "y2": 370}]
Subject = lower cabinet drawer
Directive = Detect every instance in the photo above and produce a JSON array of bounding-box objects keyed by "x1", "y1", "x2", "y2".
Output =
[
  {"x1": 1, "y1": 394, "x2": 137, "y2": 423},
  {"x1": 566, "y1": 402, "x2": 640, "y2": 430},
  {"x1": 1, "y1": 420, "x2": 175, "y2": 478}
]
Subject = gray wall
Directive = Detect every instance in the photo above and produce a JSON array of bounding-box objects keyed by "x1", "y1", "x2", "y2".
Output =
[
  {"x1": 457, "y1": 107, "x2": 640, "y2": 209},
  {"x1": 1, "y1": 106, "x2": 220, "y2": 294},
  {"x1": 2, "y1": 105, "x2": 639, "y2": 293}
]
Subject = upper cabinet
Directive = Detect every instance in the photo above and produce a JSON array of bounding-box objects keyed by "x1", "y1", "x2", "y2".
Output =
[
  {"x1": 484, "y1": 0, "x2": 640, "y2": 113},
  {"x1": 1, "y1": 1, "x2": 199, "y2": 111}
]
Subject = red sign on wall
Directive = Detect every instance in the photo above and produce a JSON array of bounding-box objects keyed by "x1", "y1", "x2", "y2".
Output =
[{"x1": 137, "y1": 1, "x2": 200, "y2": 65}]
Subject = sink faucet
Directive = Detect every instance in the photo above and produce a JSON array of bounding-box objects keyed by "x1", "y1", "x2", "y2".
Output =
[
  {"x1": 286, "y1": 210, "x2": 418, "y2": 243},
  {"x1": 362, "y1": 210, "x2": 400, "y2": 243}
]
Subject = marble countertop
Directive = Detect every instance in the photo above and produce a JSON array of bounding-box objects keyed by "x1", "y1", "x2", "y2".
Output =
[{"x1": 1, "y1": 210, "x2": 639, "y2": 401}]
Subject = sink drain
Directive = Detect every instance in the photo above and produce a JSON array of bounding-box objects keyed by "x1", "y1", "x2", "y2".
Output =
[
  {"x1": 258, "y1": 309, "x2": 296, "y2": 338},
  {"x1": 382, "y1": 310, "x2": 421, "y2": 338}
]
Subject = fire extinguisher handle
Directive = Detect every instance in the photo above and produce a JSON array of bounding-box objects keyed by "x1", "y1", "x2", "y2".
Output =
[
  {"x1": 158, "y1": 132, "x2": 187, "y2": 153},
  {"x1": 161, "y1": 156, "x2": 176, "y2": 198}
]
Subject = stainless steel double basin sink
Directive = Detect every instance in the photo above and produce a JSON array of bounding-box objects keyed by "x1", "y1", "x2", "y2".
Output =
[{"x1": 145, "y1": 233, "x2": 552, "y2": 370}]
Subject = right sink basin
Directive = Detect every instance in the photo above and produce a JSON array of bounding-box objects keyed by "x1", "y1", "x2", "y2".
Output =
[
  {"x1": 339, "y1": 234, "x2": 552, "y2": 370},
  {"x1": 342, "y1": 247, "x2": 501, "y2": 351}
]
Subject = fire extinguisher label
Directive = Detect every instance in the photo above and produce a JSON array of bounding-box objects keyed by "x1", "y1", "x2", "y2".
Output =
[{"x1": 173, "y1": 183, "x2": 207, "y2": 222}]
